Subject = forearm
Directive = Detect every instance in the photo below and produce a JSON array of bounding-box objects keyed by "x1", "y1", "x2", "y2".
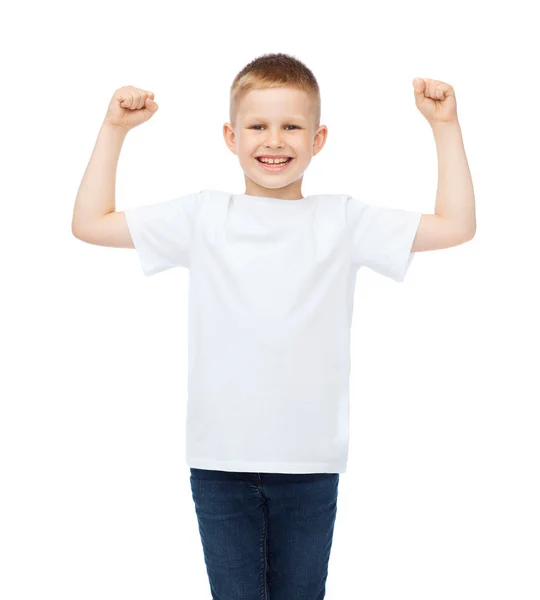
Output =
[
  {"x1": 71, "y1": 122, "x2": 128, "y2": 234},
  {"x1": 432, "y1": 121, "x2": 476, "y2": 237}
]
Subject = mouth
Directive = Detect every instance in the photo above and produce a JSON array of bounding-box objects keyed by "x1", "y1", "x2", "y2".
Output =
[{"x1": 255, "y1": 157, "x2": 294, "y2": 172}]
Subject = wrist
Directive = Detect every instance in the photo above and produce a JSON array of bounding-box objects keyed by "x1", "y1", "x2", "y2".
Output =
[
  {"x1": 101, "y1": 119, "x2": 131, "y2": 136},
  {"x1": 431, "y1": 119, "x2": 460, "y2": 129}
]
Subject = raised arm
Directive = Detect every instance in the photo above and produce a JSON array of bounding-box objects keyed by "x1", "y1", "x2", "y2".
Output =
[
  {"x1": 71, "y1": 85, "x2": 158, "y2": 248},
  {"x1": 410, "y1": 79, "x2": 476, "y2": 253},
  {"x1": 71, "y1": 122, "x2": 132, "y2": 246}
]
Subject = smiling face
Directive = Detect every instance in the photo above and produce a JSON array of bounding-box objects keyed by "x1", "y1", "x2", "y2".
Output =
[{"x1": 223, "y1": 87, "x2": 328, "y2": 200}]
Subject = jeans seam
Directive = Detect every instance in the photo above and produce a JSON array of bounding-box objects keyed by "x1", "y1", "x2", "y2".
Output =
[{"x1": 260, "y1": 475, "x2": 268, "y2": 600}]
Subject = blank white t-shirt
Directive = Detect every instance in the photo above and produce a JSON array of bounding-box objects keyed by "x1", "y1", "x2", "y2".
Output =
[{"x1": 124, "y1": 190, "x2": 422, "y2": 474}]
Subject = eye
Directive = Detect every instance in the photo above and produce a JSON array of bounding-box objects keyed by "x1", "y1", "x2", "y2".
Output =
[{"x1": 250, "y1": 125, "x2": 299, "y2": 131}]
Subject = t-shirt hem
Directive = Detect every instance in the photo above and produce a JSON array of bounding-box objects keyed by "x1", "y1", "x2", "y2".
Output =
[{"x1": 186, "y1": 457, "x2": 346, "y2": 474}]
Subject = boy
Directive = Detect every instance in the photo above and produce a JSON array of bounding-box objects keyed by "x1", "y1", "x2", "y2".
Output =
[{"x1": 72, "y1": 53, "x2": 475, "y2": 599}]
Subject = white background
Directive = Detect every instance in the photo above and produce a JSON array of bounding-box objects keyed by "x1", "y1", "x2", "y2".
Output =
[{"x1": 2, "y1": 0, "x2": 539, "y2": 598}]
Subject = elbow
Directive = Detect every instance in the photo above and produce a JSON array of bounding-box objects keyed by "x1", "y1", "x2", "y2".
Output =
[
  {"x1": 460, "y1": 222, "x2": 476, "y2": 243},
  {"x1": 72, "y1": 221, "x2": 86, "y2": 240}
]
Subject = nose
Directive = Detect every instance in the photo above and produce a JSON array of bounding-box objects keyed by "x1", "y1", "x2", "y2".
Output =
[{"x1": 263, "y1": 126, "x2": 286, "y2": 148}]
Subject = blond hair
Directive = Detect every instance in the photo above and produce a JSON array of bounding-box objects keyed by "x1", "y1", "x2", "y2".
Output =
[{"x1": 229, "y1": 52, "x2": 321, "y2": 129}]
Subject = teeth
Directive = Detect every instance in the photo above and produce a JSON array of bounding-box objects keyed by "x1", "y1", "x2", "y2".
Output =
[{"x1": 259, "y1": 157, "x2": 289, "y2": 164}]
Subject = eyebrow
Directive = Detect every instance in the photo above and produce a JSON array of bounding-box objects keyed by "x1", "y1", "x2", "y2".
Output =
[{"x1": 244, "y1": 116, "x2": 307, "y2": 122}]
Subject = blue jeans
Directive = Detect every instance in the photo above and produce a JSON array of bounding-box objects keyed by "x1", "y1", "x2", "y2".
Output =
[{"x1": 189, "y1": 468, "x2": 340, "y2": 600}]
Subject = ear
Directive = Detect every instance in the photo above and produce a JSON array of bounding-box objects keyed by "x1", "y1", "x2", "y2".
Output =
[
  {"x1": 312, "y1": 125, "x2": 328, "y2": 157},
  {"x1": 223, "y1": 122, "x2": 237, "y2": 155}
]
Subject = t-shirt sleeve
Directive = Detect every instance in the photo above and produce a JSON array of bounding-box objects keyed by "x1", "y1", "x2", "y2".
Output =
[
  {"x1": 123, "y1": 191, "x2": 201, "y2": 276},
  {"x1": 346, "y1": 195, "x2": 422, "y2": 282}
]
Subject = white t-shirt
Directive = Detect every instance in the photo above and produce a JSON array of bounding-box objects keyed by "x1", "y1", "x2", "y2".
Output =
[{"x1": 124, "y1": 190, "x2": 422, "y2": 474}]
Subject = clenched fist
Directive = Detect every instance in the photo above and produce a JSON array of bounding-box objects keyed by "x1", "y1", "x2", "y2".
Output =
[{"x1": 103, "y1": 85, "x2": 159, "y2": 131}]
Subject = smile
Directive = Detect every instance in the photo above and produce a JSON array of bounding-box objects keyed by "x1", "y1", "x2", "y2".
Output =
[{"x1": 255, "y1": 157, "x2": 294, "y2": 172}]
